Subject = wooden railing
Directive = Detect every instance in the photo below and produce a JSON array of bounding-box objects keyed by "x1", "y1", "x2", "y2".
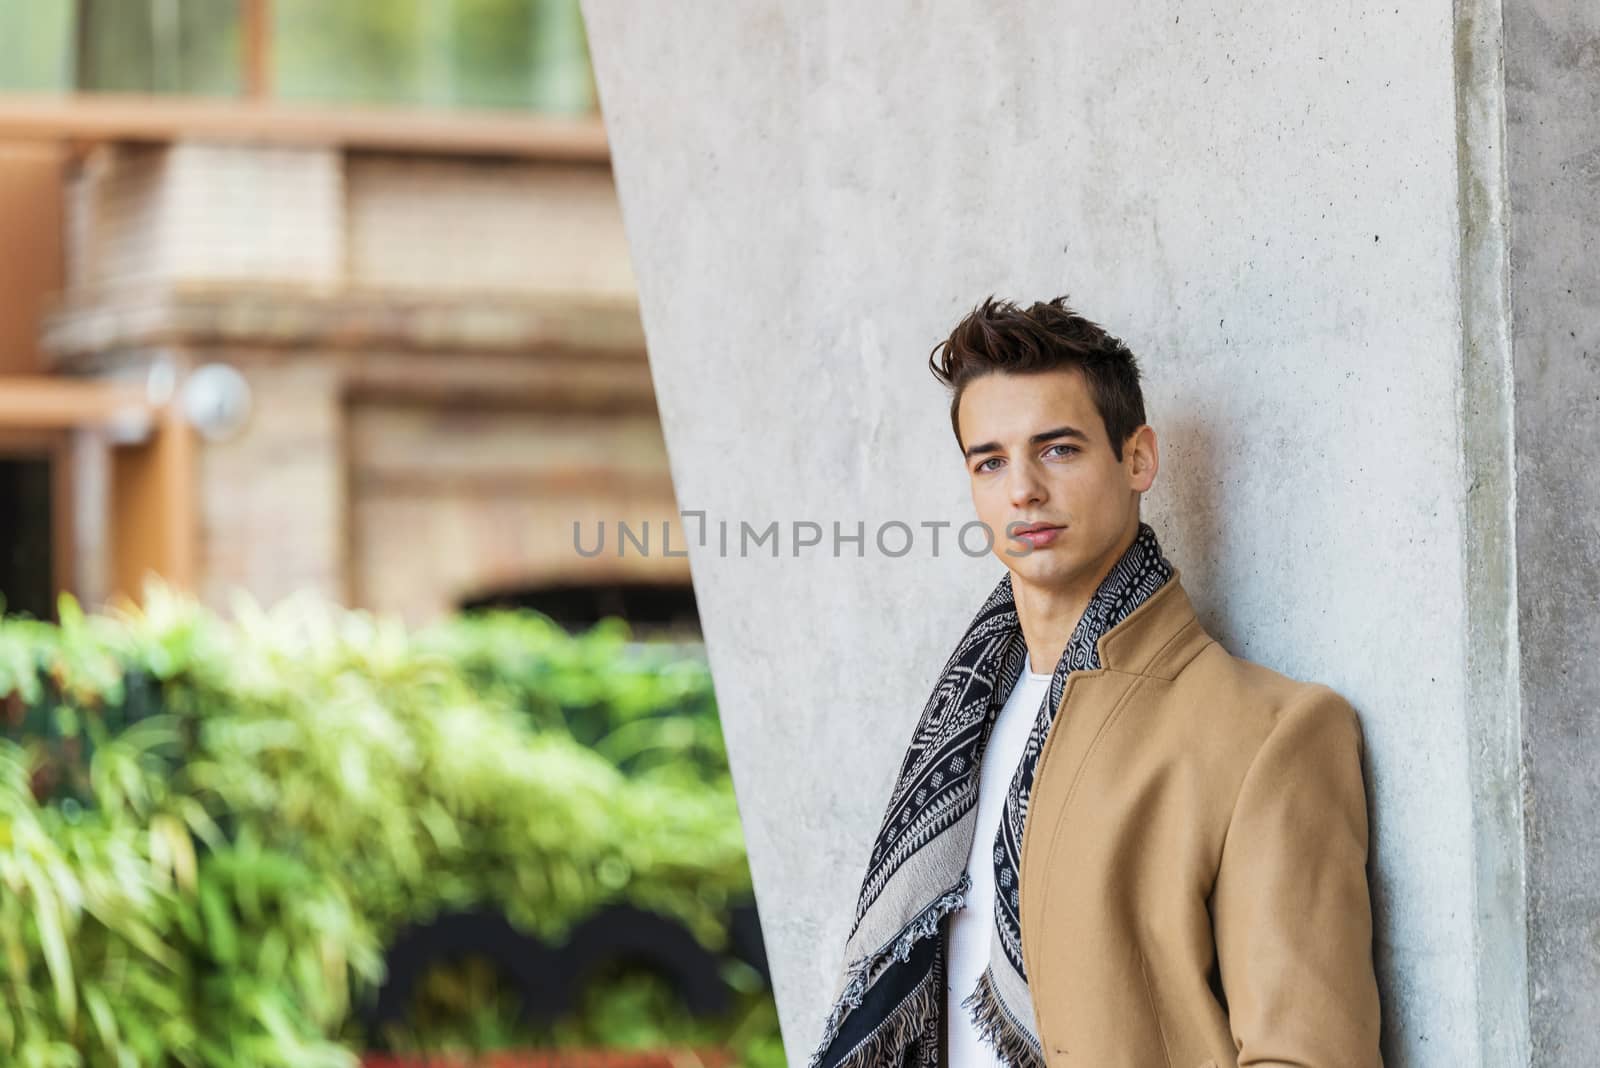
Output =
[{"x1": 0, "y1": 92, "x2": 609, "y2": 161}]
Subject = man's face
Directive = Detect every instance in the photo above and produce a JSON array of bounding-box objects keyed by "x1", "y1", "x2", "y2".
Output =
[{"x1": 957, "y1": 368, "x2": 1156, "y2": 597}]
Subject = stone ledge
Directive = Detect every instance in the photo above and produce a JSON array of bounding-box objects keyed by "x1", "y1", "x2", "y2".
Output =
[{"x1": 42, "y1": 283, "x2": 647, "y2": 362}]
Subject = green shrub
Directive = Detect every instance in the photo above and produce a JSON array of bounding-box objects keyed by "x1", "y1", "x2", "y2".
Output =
[{"x1": 0, "y1": 583, "x2": 779, "y2": 1067}]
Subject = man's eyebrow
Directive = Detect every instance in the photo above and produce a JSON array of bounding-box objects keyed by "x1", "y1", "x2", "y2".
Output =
[{"x1": 963, "y1": 425, "x2": 1089, "y2": 461}]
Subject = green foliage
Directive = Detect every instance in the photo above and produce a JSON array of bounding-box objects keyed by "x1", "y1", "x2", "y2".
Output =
[
  {"x1": 0, "y1": 0, "x2": 74, "y2": 92},
  {"x1": 0, "y1": 583, "x2": 779, "y2": 1067},
  {"x1": 5, "y1": 0, "x2": 596, "y2": 113},
  {"x1": 378, "y1": 954, "x2": 781, "y2": 1062},
  {"x1": 419, "y1": 612, "x2": 728, "y2": 781},
  {"x1": 273, "y1": 0, "x2": 596, "y2": 113}
]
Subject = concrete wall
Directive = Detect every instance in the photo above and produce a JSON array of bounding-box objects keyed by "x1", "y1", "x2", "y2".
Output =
[
  {"x1": 582, "y1": 2, "x2": 1566, "y2": 1063},
  {"x1": 1504, "y1": 0, "x2": 1600, "y2": 1063}
]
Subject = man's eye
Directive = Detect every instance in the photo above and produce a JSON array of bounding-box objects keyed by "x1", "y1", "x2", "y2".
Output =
[
  {"x1": 1045, "y1": 444, "x2": 1079, "y2": 458},
  {"x1": 975, "y1": 458, "x2": 1001, "y2": 473}
]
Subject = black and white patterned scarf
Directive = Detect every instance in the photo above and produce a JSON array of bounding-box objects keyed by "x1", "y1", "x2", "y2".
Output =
[{"x1": 808, "y1": 522, "x2": 1173, "y2": 1067}]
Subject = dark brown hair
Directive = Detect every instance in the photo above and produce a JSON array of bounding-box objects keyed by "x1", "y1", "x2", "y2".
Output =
[{"x1": 927, "y1": 295, "x2": 1147, "y2": 461}]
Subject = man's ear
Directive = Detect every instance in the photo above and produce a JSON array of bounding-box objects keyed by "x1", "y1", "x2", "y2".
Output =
[{"x1": 1126, "y1": 425, "x2": 1159, "y2": 493}]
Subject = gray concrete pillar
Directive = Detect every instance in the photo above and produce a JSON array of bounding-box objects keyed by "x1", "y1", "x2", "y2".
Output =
[
  {"x1": 1503, "y1": 1, "x2": 1600, "y2": 1062},
  {"x1": 581, "y1": 1, "x2": 1595, "y2": 1063}
]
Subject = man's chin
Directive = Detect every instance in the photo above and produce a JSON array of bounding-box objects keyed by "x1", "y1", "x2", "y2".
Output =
[{"x1": 1005, "y1": 556, "x2": 1079, "y2": 591}]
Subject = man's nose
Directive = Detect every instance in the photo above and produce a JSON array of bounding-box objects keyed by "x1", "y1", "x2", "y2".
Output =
[{"x1": 1007, "y1": 463, "x2": 1047, "y2": 507}]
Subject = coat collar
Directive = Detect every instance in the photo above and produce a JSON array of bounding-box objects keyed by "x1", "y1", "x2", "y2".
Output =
[{"x1": 1094, "y1": 567, "x2": 1214, "y2": 680}]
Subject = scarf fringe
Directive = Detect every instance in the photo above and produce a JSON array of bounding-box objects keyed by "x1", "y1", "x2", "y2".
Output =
[
  {"x1": 961, "y1": 966, "x2": 1047, "y2": 1068},
  {"x1": 804, "y1": 873, "x2": 970, "y2": 1068},
  {"x1": 819, "y1": 957, "x2": 941, "y2": 1068}
]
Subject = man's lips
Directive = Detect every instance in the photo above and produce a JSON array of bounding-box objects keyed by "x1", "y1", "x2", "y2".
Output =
[{"x1": 1011, "y1": 523, "x2": 1065, "y2": 548}]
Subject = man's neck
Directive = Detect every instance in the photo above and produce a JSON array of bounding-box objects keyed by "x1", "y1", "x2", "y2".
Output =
[{"x1": 1013, "y1": 520, "x2": 1140, "y2": 674}]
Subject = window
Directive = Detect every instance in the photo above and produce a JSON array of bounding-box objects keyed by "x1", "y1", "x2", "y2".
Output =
[{"x1": 0, "y1": 0, "x2": 596, "y2": 115}]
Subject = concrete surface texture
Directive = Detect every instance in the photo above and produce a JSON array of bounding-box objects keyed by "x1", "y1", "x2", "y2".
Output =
[
  {"x1": 581, "y1": 1, "x2": 1587, "y2": 1063},
  {"x1": 1503, "y1": 0, "x2": 1600, "y2": 1063}
]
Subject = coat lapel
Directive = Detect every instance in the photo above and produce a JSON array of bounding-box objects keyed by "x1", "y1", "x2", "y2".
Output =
[{"x1": 1016, "y1": 571, "x2": 1210, "y2": 979}]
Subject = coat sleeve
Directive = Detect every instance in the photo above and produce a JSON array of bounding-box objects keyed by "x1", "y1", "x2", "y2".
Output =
[{"x1": 1210, "y1": 686, "x2": 1384, "y2": 1067}]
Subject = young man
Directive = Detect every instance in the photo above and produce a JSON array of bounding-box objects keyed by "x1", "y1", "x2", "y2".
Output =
[{"x1": 808, "y1": 297, "x2": 1383, "y2": 1068}]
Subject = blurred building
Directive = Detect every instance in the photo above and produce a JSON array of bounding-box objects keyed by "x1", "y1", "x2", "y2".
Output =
[{"x1": 0, "y1": 0, "x2": 695, "y2": 633}]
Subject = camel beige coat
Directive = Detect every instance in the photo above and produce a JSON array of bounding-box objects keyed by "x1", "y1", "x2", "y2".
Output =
[{"x1": 1014, "y1": 569, "x2": 1383, "y2": 1068}]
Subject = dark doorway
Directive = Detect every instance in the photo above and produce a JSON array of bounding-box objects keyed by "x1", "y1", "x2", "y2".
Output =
[
  {"x1": 0, "y1": 456, "x2": 55, "y2": 621},
  {"x1": 461, "y1": 580, "x2": 700, "y2": 638}
]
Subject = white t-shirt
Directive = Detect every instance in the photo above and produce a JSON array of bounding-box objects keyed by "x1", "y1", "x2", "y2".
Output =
[{"x1": 946, "y1": 652, "x2": 1053, "y2": 1064}]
